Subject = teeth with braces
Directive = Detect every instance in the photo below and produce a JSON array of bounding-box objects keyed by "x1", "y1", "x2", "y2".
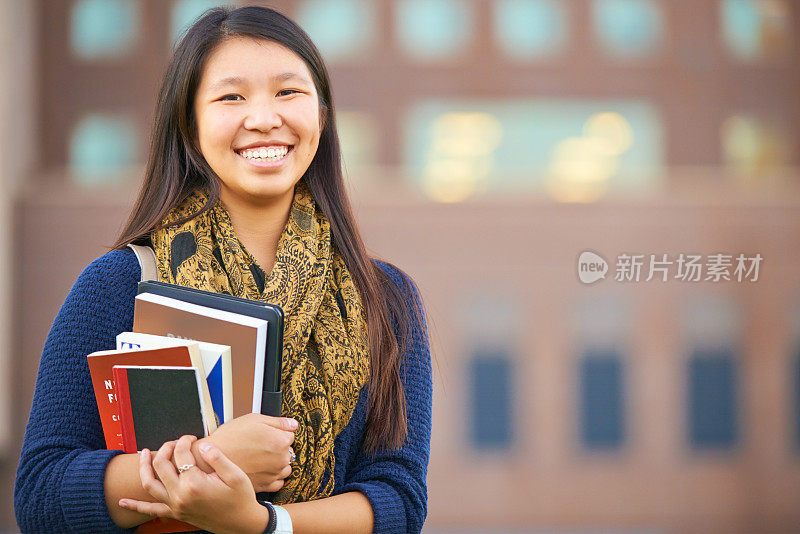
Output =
[{"x1": 240, "y1": 146, "x2": 290, "y2": 161}]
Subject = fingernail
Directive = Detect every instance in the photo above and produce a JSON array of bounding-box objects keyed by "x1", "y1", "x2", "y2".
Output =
[
  {"x1": 119, "y1": 500, "x2": 128, "y2": 508},
  {"x1": 142, "y1": 449, "x2": 149, "y2": 456},
  {"x1": 287, "y1": 418, "x2": 298, "y2": 430},
  {"x1": 199, "y1": 443, "x2": 212, "y2": 453}
]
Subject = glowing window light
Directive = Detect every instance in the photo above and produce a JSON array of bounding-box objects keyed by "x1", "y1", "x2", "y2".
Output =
[
  {"x1": 721, "y1": 0, "x2": 791, "y2": 60},
  {"x1": 170, "y1": 0, "x2": 221, "y2": 44},
  {"x1": 720, "y1": 115, "x2": 791, "y2": 175},
  {"x1": 421, "y1": 112, "x2": 503, "y2": 203},
  {"x1": 296, "y1": 0, "x2": 375, "y2": 62},
  {"x1": 592, "y1": 0, "x2": 662, "y2": 58},
  {"x1": 494, "y1": 0, "x2": 567, "y2": 59},
  {"x1": 546, "y1": 112, "x2": 634, "y2": 203},
  {"x1": 403, "y1": 100, "x2": 663, "y2": 201},
  {"x1": 69, "y1": 113, "x2": 138, "y2": 186},
  {"x1": 337, "y1": 111, "x2": 379, "y2": 175},
  {"x1": 71, "y1": 0, "x2": 138, "y2": 59},
  {"x1": 396, "y1": 0, "x2": 473, "y2": 60}
]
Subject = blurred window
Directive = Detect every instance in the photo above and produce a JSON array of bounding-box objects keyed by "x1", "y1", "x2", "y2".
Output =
[
  {"x1": 591, "y1": 0, "x2": 662, "y2": 58},
  {"x1": 296, "y1": 0, "x2": 375, "y2": 62},
  {"x1": 336, "y1": 111, "x2": 379, "y2": 177},
  {"x1": 69, "y1": 113, "x2": 138, "y2": 186},
  {"x1": 688, "y1": 349, "x2": 739, "y2": 449},
  {"x1": 685, "y1": 296, "x2": 741, "y2": 450},
  {"x1": 170, "y1": 0, "x2": 222, "y2": 44},
  {"x1": 404, "y1": 99, "x2": 663, "y2": 202},
  {"x1": 580, "y1": 350, "x2": 625, "y2": 449},
  {"x1": 396, "y1": 0, "x2": 473, "y2": 60},
  {"x1": 493, "y1": 0, "x2": 567, "y2": 59},
  {"x1": 573, "y1": 294, "x2": 629, "y2": 450},
  {"x1": 721, "y1": 0, "x2": 791, "y2": 60},
  {"x1": 71, "y1": 0, "x2": 138, "y2": 60},
  {"x1": 470, "y1": 349, "x2": 514, "y2": 450},
  {"x1": 720, "y1": 115, "x2": 792, "y2": 173}
]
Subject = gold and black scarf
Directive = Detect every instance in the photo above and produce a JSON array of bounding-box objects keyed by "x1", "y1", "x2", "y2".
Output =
[{"x1": 150, "y1": 183, "x2": 370, "y2": 503}]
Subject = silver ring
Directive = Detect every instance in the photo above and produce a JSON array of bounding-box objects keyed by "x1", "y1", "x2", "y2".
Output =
[
  {"x1": 289, "y1": 449, "x2": 296, "y2": 463},
  {"x1": 177, "y1": 464, "x2": 195, "y2": 474}
]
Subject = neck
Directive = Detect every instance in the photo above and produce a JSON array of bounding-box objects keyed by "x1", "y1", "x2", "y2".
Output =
[{"x1": 219, "y1": 189, "x2": 294, "y2": 274}]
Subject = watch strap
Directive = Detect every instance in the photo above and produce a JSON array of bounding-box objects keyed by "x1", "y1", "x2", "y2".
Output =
[{"x1": 257, "y1": 500, "x2": 277, "y2": 534}]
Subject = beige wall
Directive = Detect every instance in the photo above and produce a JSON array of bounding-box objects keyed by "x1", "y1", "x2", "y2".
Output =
[
  {"x1": 0, "y1": 0, "x2": 36, "y2": 457},
  {"x1": 351, "y1": 181, "x2": 800, "y2": 534},
  {"x1": 0, "y1": 1, "x2": 36, "y2": 526}
]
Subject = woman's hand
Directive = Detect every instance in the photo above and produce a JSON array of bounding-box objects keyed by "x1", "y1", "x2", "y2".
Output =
[
  {"x1": 192, "y1": 413, "x2": 297, "y2": 492},
  {"x1": 119, "y1": 435, "x2": 271, "y2": 534}
]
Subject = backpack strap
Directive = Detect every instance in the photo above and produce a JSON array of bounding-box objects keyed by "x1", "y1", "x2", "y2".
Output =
[{"x1": 127, "y1": 244, "x2": 158, "y2": 282}]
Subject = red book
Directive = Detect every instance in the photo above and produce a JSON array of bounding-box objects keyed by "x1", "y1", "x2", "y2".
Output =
[{"x1": 86, "y1": 346, "x2": 205, "y2": 450}]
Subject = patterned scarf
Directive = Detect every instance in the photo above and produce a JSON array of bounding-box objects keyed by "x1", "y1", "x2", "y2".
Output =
[{"x1": 150, "y1": 183, "x2": 370, "y2": 503}]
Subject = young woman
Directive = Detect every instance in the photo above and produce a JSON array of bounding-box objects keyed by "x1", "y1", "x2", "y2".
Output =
[{"x1": 14, "y1": 6, "x2": 431, "y2": 534}]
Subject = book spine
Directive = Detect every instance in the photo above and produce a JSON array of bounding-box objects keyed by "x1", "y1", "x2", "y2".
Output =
[
  {"x1": 86, "y1": 360, "x2": 124, "y2": 450},
  {"x1": 113, "y1": 367, "x2": 137, "y2": 454}
]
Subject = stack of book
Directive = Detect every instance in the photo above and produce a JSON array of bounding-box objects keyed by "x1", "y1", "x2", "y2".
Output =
[
  {"x1": 87, "y1": 282, "x2": 284, "y2": 533},
  {"x1": 87, "y1": 333, "x2": 230, "y2": 453}
]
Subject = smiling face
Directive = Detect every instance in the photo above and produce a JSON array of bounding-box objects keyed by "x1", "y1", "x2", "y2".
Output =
[{"x1": 193, "y1": 37, "x2": 321, "y2": 210}]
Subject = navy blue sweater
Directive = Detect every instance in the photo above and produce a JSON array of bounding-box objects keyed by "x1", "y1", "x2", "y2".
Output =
[{"x1": 14, "y1": 249, "x2": 431, "y2": 533}]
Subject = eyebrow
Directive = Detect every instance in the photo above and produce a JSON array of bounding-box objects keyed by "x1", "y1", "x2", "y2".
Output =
[{"x1": 208, "y1": 72, "x2": 311, "y2": 92}]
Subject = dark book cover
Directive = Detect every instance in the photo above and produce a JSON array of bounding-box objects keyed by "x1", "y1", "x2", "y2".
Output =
[{"x1": 113, "y1": 366, "x2": 207, "y2": 454}]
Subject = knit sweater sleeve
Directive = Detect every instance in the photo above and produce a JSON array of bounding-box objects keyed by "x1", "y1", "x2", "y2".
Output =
[
  {"x1": 14, "y1": 250, "x2": 140, "y2": 534},
  {"x1": 339, "y1": 263, "x2": 433, "y2": 534}
]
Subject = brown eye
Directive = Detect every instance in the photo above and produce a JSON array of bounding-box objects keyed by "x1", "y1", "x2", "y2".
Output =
[{"x1": 219, "y1": 94, "x2": 243, "y2": 101}]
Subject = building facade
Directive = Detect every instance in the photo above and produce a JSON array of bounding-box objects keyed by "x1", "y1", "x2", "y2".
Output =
[{"x1": 3, "y1": 1, "x2": 800, "y2": 532}]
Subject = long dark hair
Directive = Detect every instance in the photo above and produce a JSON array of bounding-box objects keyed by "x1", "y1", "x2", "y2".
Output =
[{"x1": 112, "y1": 5, "x2": 421, "y2": 451}]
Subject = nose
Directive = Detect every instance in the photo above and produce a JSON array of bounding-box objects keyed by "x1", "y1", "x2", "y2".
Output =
[{"x1": 243, "y1": 102, "x2": 282, "y2": 132}]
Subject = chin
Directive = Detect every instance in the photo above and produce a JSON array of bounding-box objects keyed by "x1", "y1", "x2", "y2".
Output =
[
  {"x1": 244, "y1": 184, "x2": 297, "y2": 205},
  {"x1": 216, "y1": 180, "x2": 292, "y2": 208}
]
